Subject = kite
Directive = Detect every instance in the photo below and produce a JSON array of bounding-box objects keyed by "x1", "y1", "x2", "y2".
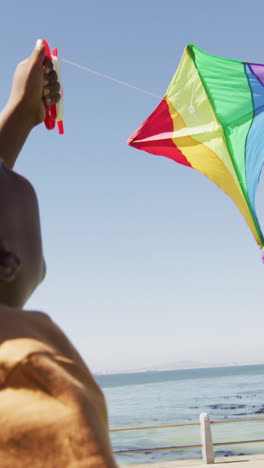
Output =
[{"x1": 128, "y1": 44, "x2": 264, "y2": 252}]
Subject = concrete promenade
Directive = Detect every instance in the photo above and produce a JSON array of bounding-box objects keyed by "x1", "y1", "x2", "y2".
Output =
[{"x1": 125, "y1": 454, "x2": 264, "y2": 468}]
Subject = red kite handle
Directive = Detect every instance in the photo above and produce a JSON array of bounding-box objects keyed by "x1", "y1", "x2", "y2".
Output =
[{"x1": 43, "y1": 40, "x2": 63, "y2": 133}]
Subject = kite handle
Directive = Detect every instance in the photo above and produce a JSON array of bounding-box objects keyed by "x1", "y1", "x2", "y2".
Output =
[{"x1": 43, "y1": 39, "x2": 64, "y2": 134}]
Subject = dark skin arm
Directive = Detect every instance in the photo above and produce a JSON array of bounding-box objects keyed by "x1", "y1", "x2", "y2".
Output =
[
  {"x1": 0, "y1": 43, "x2": 118, "y2": 467},
  {"x1": 0, "y1": 39, "x2": 61, "y2": 307},
  {"x1": 0, "y1": 39, "x2": 60, "y2": 169}
]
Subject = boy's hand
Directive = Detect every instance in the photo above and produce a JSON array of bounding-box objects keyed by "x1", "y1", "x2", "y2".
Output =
[
  {"x1": 8, "y1": 39, "x2": 61, "y2": 128},
  {"x1": 0, "y1": 40, "x2": 62, "y2": 169}
]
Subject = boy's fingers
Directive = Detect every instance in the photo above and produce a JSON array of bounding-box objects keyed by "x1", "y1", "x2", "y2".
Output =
[
  {"x1": 43, "y1": 57, "x2": 53, "y2": 74},
  {"x1": 43, "y1": 82, "x2": 60, "y2": 97},
  {"x1": 44, "y1": 93, "x2": 61, "y2": 107},
  {"x1": 35, "y1": 38, "x2": 45, "y2": 51},
  {"x1": 32, "y1": 39, "x2": 46, "y2": 64},
  {"x1": 44, "y1": 70, "x2": 58, "y2": 85}
]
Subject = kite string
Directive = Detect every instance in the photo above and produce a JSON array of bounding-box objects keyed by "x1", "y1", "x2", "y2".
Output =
[{"x1": 61, "y1": 58, "x2": 162, "y2": 99}]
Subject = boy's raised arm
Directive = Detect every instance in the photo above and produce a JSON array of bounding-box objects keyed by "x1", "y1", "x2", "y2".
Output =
[{"x1": 0, "y1": 39, "x2": 61, "y2": 169}]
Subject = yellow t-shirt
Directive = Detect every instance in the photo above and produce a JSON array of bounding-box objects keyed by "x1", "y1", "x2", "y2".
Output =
[{"x1": 0, "y1": 307, "x2": 117, "y2": 468}]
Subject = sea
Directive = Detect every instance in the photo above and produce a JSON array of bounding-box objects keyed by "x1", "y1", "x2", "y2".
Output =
[{"x1": 95, "y1": 364, "x2": 264, "y2": 466}]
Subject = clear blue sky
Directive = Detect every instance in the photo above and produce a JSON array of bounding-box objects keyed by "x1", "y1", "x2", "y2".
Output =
[{"x1": 2, "y1": 0, "x2": 264, "y2": 372}]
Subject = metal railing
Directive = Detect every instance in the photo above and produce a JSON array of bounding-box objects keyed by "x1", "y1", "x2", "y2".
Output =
[{"x1": 110, "y1": 413, "x2": 264, "y2": 464}]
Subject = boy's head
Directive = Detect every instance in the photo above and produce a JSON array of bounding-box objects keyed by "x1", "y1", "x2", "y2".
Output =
[{"x1": 0, "y1": 162, "x2": 45, "y2": 308}]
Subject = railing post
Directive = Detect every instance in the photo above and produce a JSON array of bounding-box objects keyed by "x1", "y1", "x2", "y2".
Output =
[{"x1": 200, "y1": 413, "x2": 214, "y2": 464}]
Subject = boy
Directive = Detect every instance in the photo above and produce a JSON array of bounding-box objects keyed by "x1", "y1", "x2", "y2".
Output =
[{"x1": 0, "y1": 40, "x2": 117, "y2": 468}]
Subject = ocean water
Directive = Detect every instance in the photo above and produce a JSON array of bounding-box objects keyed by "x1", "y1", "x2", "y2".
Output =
[{"x1": 95, "y1": 364, "x2": 264, "y2": 466}]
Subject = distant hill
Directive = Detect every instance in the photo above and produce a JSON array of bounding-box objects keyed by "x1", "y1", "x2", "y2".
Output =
[{"x1": 94, "y1": 360, "x2": 264, "y2": 375}]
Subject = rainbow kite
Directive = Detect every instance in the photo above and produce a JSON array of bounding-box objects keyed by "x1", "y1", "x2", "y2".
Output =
[{"x1": 128, "y1": 44, "x2": 264, "y2": 250}]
